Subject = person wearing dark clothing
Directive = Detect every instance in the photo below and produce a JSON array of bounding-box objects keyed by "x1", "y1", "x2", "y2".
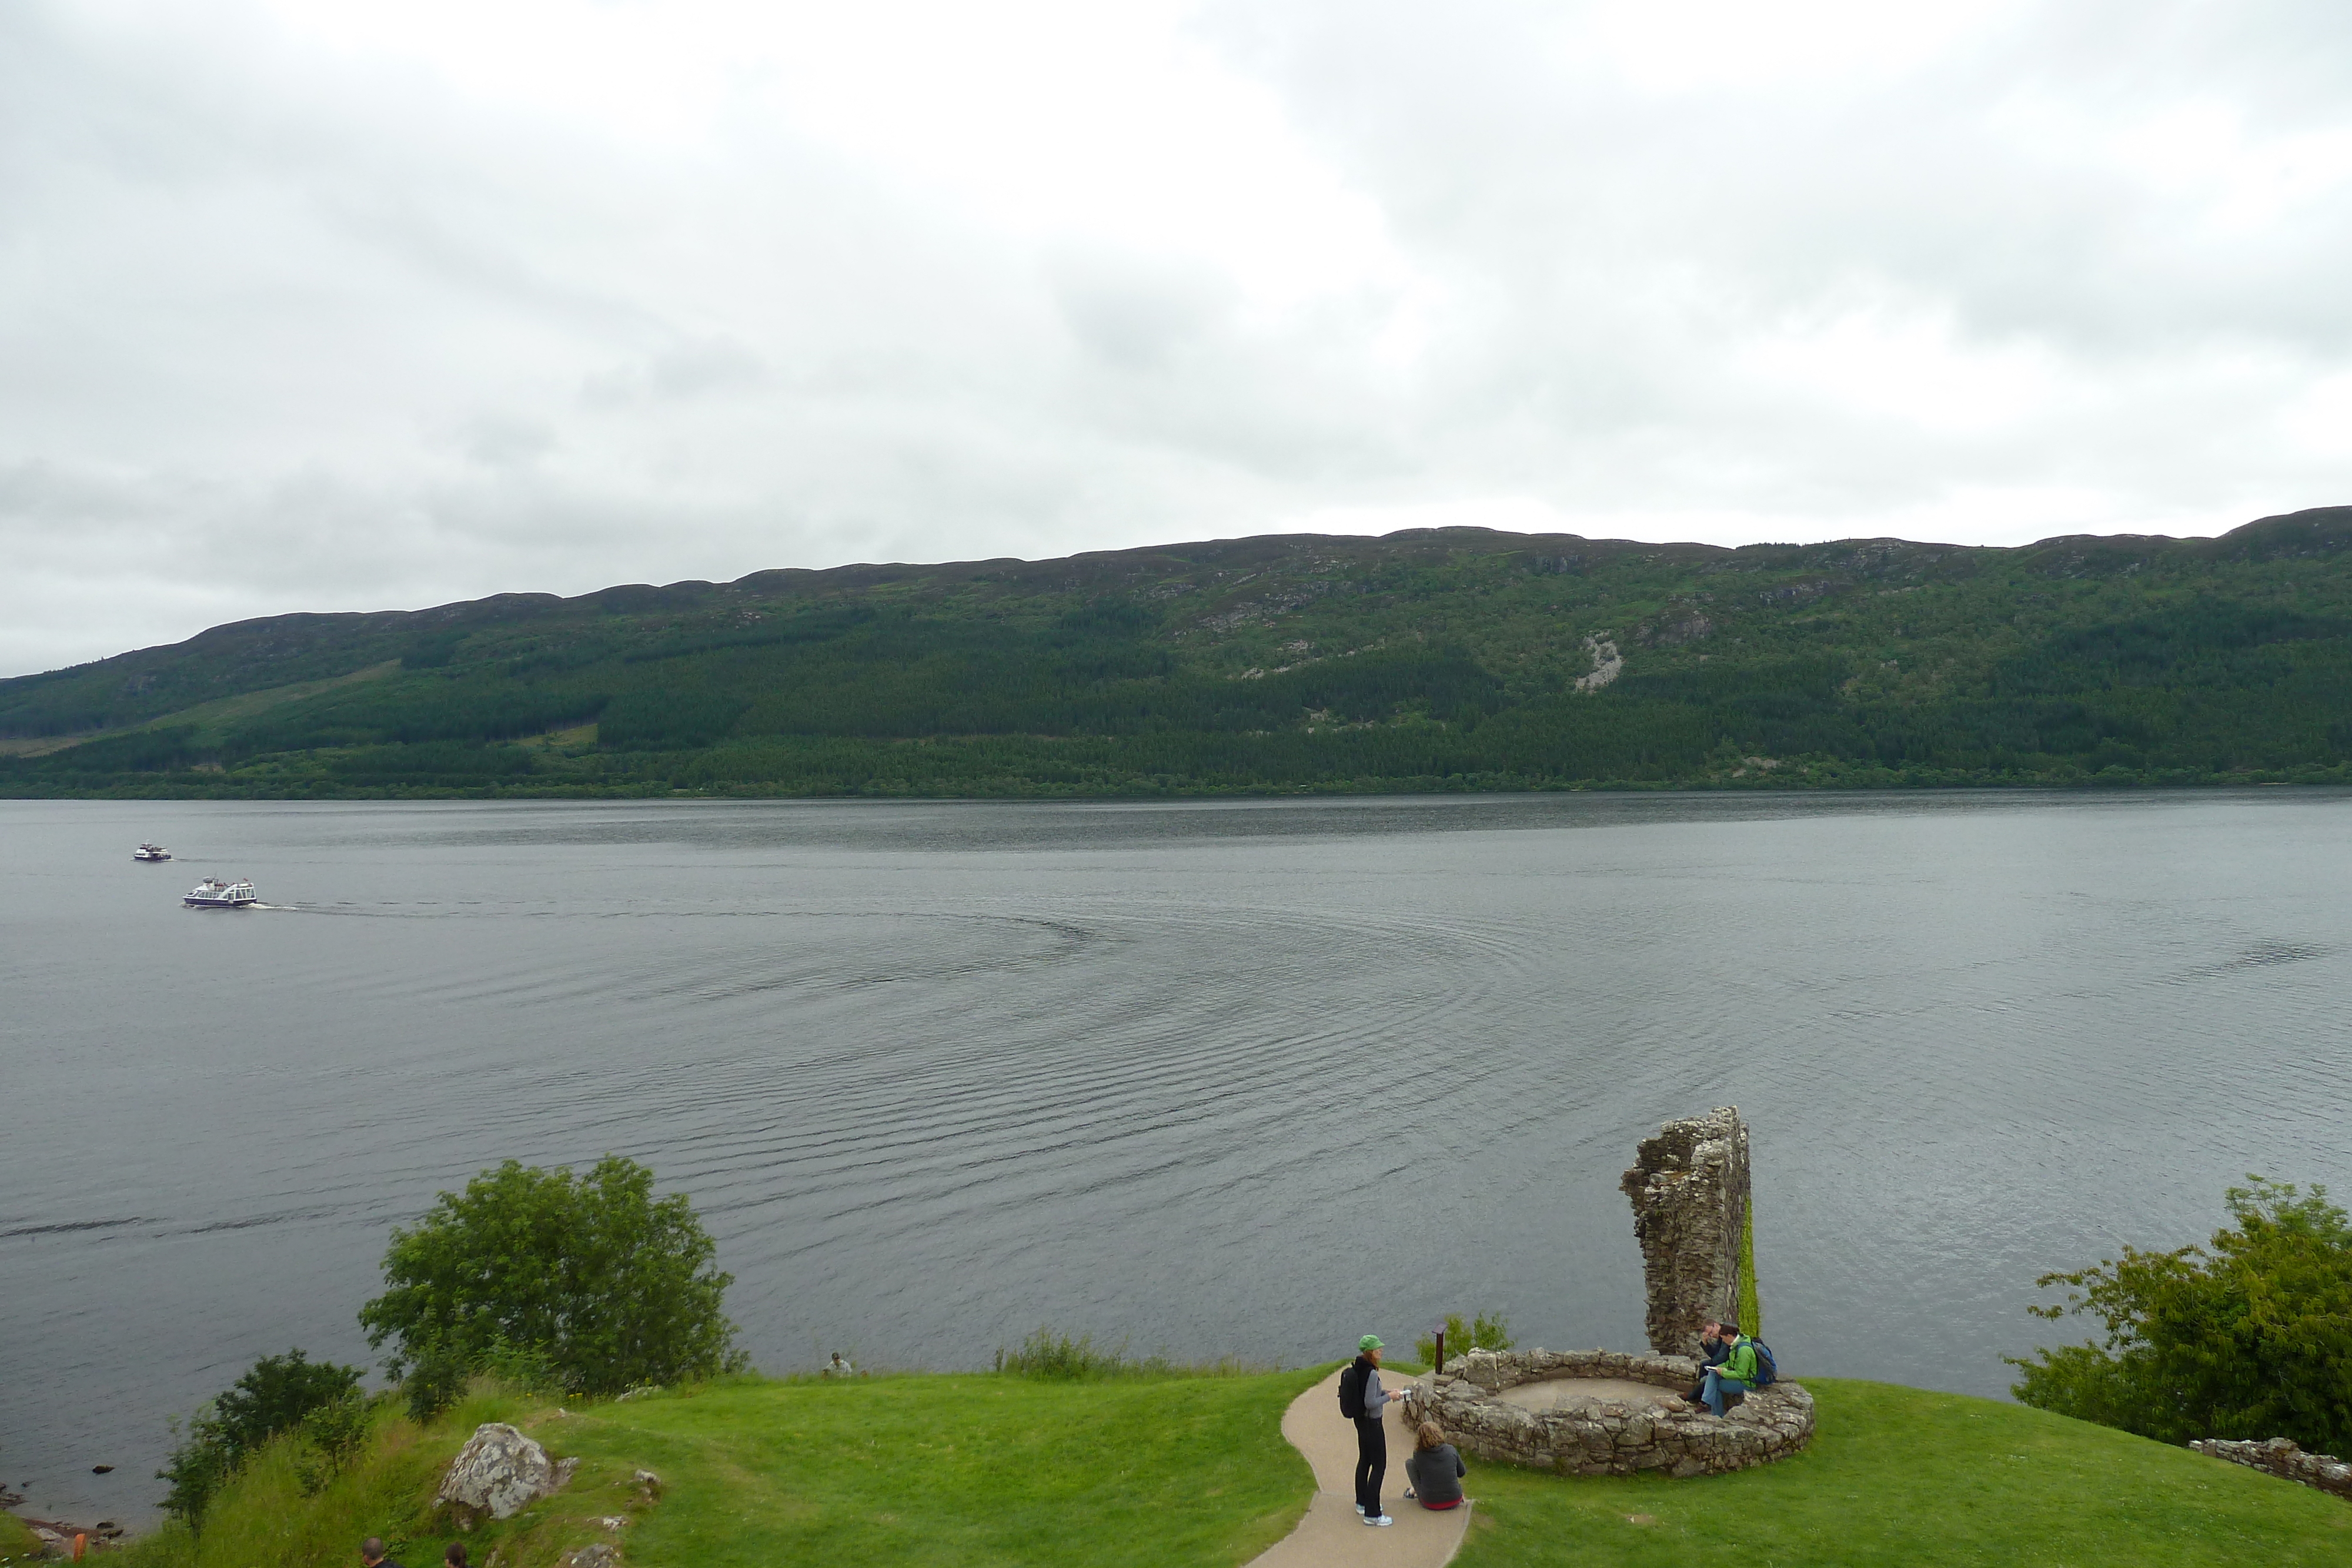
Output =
[
  {"x1": 1350, "y1": 1335, "x2": 1405, "y2": 1527},
  {"x1": 359, "y1": 1539, "x2": 403, "y2": 1568},
  {"x1": 1404, "y1": 1421, "x2": 1467, "y2": 1509},
  {"x1": 1700, "y1": 1322, "x2": 1761, "y2": 1417},
  {"x1": 1685, "y1": 1319, "x2": 1730, "y2": 1402}
]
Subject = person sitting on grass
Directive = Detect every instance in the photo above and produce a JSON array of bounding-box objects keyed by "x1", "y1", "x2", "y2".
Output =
[
  {"x1": 1685, "y1": 1319, "x2": 1730, "y2": 1402},
  {"x1": 1699, "y1": 1321, "x2": 1760, "y2": 1417},
  {"x1": 1404, "y1": 1422, "x2": 1466, "y2": 1510},
  {"x1": 359, "y1": 1539, "x2": 403, "y2": 1568}
]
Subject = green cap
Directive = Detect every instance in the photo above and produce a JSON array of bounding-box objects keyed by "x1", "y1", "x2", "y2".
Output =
[{"x1": 1358, "y1": 1334, "x2": 1384, "y2": 1352}]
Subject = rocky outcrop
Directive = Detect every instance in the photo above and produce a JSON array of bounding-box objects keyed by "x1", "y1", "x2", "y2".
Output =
[
  {"x1": 1414, "y1": 1348, "x2": 1812, "y2": 1477},
  {"x1": 436, "y1": 1423, "x2": 580, "y2": 1522},
  {"x1": 2191, "y1": 1437, "x2": 2352, "y2": 1499},
  {"x1": 1622, "y1": 1107, "x2": 1752, "y2": 1358}
]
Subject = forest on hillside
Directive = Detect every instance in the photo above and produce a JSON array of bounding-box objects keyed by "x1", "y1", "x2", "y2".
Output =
[{"x1": 6, "y1": 507, "x2": 2352, "y2": 798}]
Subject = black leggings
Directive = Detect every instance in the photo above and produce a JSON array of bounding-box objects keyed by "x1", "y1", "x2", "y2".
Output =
[{"x1": 1354, "y1": 1416, "x2": 1387, "y2": 1514}]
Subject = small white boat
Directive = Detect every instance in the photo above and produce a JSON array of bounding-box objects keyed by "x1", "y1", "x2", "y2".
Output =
[
  {"x1": 183, "y1": 877, "x2": 258, "y2": 908},
  {"x1": 133, "y1": 843, "x2": 172, "y2": 861}
]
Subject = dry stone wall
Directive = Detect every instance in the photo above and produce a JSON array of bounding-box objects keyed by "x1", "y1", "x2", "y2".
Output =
[
  {"x1": 2190, "y1": 1437, "x2": 2352, "y2": 1499},
  {"x1": 1414, "y1": 1348, "x2": 1813, "y2": 1478},
  {"x1": 1621, "y1": 1106, "x2": 1752, "y2": 1358}
]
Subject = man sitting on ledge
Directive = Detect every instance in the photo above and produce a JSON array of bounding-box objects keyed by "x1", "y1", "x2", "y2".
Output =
[
  {"x1": 1686, "y1": 1319, "x2": 1730, "y2": 1402},
  {"x1": 1699, "y1": 1321, "x2": 1759, "y2": 1416}
]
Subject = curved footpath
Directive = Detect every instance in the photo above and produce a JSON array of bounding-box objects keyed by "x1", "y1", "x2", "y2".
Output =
[{"x1": 1248, "y1": 1368, "x2": 1472, "y2": 1568}]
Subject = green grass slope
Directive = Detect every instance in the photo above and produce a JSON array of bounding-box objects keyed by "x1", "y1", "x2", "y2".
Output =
[
  {"x1": 118, "y1": 1369, "x2": 1319, "y2": 1568},
  {"x1": 103, "y1": 1372, "x2": 2352, "y2": 1568},
  {"x1": 1455, "y1": 1379, "x2": 2352, "y2": 1568},
  {"x1": 0, "y1": 1509, "x2": 42, "y2": 1560},
  {"x1": 8, "y1": 507, "x2": 2352, "y2": 797}
]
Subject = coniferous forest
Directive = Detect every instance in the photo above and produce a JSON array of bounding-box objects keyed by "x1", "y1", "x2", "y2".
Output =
[{"x1": 8, "y1": 506, "x2": 2352, "y2": 798}]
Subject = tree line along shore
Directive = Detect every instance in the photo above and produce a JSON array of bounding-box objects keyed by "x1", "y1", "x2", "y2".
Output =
[{"x1": 6, "y1": 507, "x2": 2352, "y2": 798}]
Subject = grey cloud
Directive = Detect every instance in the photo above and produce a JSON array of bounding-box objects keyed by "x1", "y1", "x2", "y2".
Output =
[{"x1": 4, "y1": 0, "x2": 2350, "y2": 677}]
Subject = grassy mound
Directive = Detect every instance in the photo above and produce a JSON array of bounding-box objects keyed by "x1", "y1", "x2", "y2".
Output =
[
  {"x1": 117, "y1": 1366, "x2": 1321, "y2": 1568},
  {"x1": 1, "y1": 1510, "x2": 44, "y2": 1560},
  {"x1": 1452, "y1": 1379, "x2": 2352, "y2": 1567},
  {"x1": 117, "y1": 1385, "x2": 656, "y2": 1568},
  {"x1": 102, "y1": 1370, "x2": 2352, "y2": 1567}
]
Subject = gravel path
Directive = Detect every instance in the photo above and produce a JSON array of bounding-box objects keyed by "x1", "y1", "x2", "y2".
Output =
[{"x1": 1247, "y1": 1368, "x2": 1472, "y2": 1568}]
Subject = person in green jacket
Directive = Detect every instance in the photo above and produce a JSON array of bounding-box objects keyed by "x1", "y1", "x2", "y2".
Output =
[{"x1": 1699, "y1": 1323, "x2": 1759, "y2": 1417}]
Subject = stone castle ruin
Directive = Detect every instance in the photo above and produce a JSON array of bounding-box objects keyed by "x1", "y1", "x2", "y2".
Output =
[
  {"x1": 1621, "y1": 1105, "x2": 1753, "y2": 1358},
  {"x1": 1407, "y1": 1104, "x2": 1808, "y2": 1479}
]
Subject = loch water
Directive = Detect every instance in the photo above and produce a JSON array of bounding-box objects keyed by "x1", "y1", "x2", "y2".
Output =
[{"x1": 5, "y1": 790, "x2": 2350, "y2": 1523}]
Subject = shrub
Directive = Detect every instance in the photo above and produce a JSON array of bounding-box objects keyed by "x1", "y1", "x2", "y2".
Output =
[
  {"x1": 992, "y1": 1329, "x2": 1262, "y2": 1380},
  {"x1": 2009, "y1": 1178, "x2": 2352, "y2": 1450},
  {"x1": 995, "y1": 1329, "x2": 1158, "y2": 1380},
  {"x1": 291, "y1": 1391, "x2": 373, "y2": 1496},
  {"x1": 156, "y1": 1349, "x2": 363, "y2": 1526},
  {"x1": 1416, "y1": 1312, "x2": 1512, "y2": 1370},
  {"x1": 360, "y1": 1155, "x2": 744, "y2": 1398}
]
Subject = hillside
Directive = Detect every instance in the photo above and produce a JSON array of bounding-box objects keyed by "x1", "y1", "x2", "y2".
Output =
[
  {"x1": 8, "y1": 506, "x2": 2352, "y2": 797},
  {"x1": 105, "y1": 1373, "x2": 2352, "y2": 1567}
]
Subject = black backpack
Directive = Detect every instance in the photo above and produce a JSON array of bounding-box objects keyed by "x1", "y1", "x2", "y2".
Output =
[
  {"x1": 1338, "y1": 1360, "x2": 1368, "y2": 1419},
  {"x1": 1748, "y1": 1340, "x2": 1779, "y2": 1387}
]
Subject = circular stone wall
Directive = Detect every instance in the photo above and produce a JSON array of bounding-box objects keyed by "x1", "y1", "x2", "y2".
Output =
[{"x1": 1411, "y1": 1348, "x2": 1813, "y2": 1479}]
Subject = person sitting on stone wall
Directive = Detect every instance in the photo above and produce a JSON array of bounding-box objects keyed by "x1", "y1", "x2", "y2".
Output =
[
  {"x1": 1404, "y1": 1421, "x2": 1467, "y2": 1510},
  {"x1": 1685, "y1": 1319, "x2": 1730, "y2": 1402},
  {"x1": 1699, "y1": 1322, "x2": 1760, "y2": 1417}
]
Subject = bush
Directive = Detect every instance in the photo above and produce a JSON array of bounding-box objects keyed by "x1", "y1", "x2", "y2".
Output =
[
  {"x1": 1416, "y1": 1312, "x2": 1512, "y2": 1371},
  {"x1": 360, "y1": 1155, "x2": 744, "y2": 1399},
  {"x1": 156, "y1": 1349, "x2": 363, "y2": 1526},
  {"x1": 991, "y1": 1328, "x2": 1262, "y2": 1381},
  {"x1": 291, "y1": 1391, "x2": 373, "y2": 1496},
  {"x1": 2009, "y1": 1178, "x2": 2352, "y2": 1450},
  {"x1": 995, "y1": 1329, "x2": 1160, "y2": 1380}
]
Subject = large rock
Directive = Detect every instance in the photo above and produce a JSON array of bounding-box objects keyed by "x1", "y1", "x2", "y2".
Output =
[
  {"x1": 1621, "y1": 1106, "x2": 1753, "y2": 1358},
  {"x1": 436, "y1": 1423, "x2": 580, "y2": 1521}
]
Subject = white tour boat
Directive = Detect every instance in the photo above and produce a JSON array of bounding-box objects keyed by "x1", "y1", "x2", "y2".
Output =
[
  {"x1": 133, "y1": 843, "x2": 173, "y2": 861},
  {"x1": 183, "y1": 877, "x2": 258, "y2": 908}
]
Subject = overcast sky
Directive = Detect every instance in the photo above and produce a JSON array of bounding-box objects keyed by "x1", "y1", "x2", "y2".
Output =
[{"x1": 6, "y1": 1, "x2": 2351, "y2": 674}]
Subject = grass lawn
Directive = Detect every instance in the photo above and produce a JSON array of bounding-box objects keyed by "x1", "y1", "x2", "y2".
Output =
[
  {"x1": 0, "y1": 1510, "x2": 42, "y2": 1561},
  {"x1": 554, "y1": 1369, "x2": 1321, "y2": 1567},
  {"x1": 117, "y1": 1368, "x2": 1324, "y2": 1568},
  {"x1": 108, "y1": 1368, "x2": 2352, "y2": 1568},
  {"x1": 1453, "y1": 1378, "x2": 2352, "y2": 1568}
]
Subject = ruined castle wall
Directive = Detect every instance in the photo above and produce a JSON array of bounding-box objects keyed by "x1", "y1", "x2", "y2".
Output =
[
  {"x1": 1416, "y1": 1348, "x2": 1813, "y2": 1478},
  {"x1": 1620, "y1": 1106, "x2": 1752, "y2": 1359}
]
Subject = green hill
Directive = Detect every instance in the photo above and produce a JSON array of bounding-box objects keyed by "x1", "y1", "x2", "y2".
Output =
[
  {"x1": 10, "y1": 506, "x2": 2352, "y2": 797},
  {"x1": 106, "y1": 1373, "x2": 2352, "y2": 1567}
]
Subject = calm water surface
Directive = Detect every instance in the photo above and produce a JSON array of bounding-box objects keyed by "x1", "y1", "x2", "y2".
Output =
[{"x1": 5, "y1": 791, "x2": 2350, "y2": 1523}]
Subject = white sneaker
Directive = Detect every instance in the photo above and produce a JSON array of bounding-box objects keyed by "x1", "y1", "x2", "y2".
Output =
[
  {"x1": 1354, "y1": 1504, "x2": 1365, "y2": 1515},
  {"x1": 1363, "y1": 1514, "x2": 1394, "y2": 1527}
]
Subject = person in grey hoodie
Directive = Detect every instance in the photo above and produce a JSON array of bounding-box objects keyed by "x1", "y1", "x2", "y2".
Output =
[
  {"x1": 1404, "y1": 1421, "x2": 1466, "y2": 1509},
  {"x1": 1351, "y1": 1335, "x2": 1406, "y2": 1526}
]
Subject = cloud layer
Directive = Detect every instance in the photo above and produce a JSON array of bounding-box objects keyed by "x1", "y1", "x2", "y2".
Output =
[{"x1": 6, "y1": 0, "x2": 2350, "y2": 673}]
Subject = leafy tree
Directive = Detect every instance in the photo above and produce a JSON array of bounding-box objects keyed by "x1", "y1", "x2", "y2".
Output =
[
  {"x1": 156, "y1": 1349, "x2": 362, "y2": 1526},
  {"x1": 360, "y1": 1155, "x2": 744, "y2": 1402},
  {"x1": 1416, "y1": 1311, "x2": 1512, "y2": 1370},
  {"x1": 2009, "y1": 1178, "x2": 2352, "y2": 1450}
]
